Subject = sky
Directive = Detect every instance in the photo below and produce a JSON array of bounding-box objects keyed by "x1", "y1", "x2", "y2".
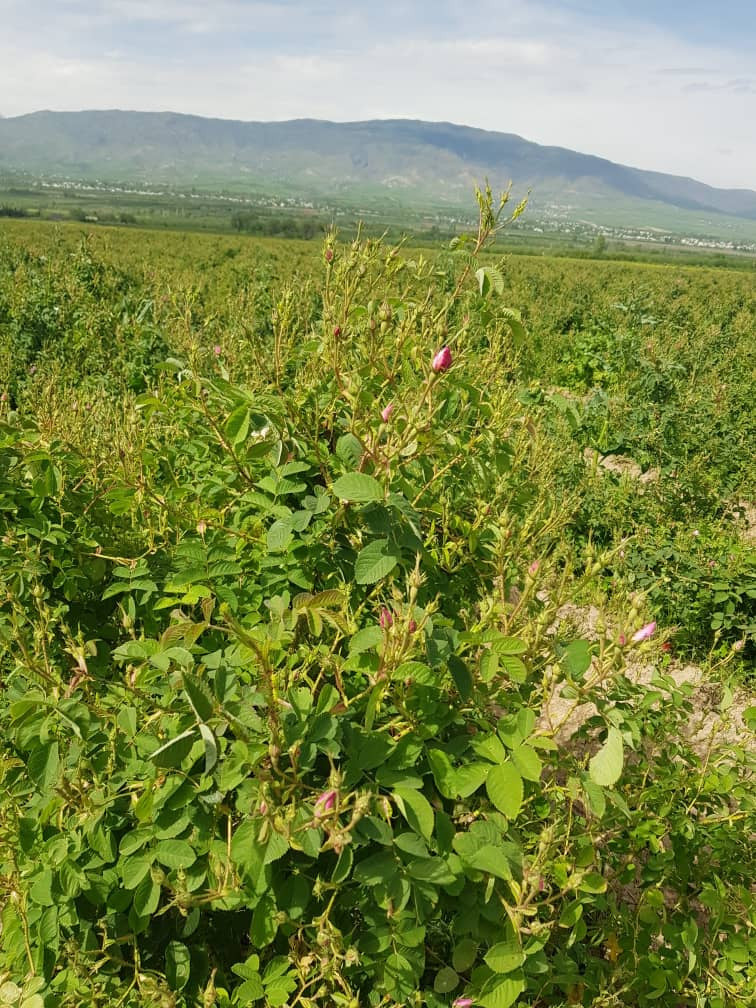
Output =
[{"x1": 1, "y1": 0, "x2": 754, "y2": 190}]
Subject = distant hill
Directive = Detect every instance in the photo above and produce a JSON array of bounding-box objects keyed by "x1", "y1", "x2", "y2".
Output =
[{"x1": 1, "y1": 109, "x2": 755, "y2": 224}]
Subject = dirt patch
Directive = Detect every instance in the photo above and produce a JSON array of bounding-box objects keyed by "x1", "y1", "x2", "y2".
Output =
[
  {"x1": 583, "y1": 448, "x2": 660, "y2": 484},
  {"x1": 730, "y1": 499, "x2": 756, "y2": 545},
  {"x1": 541, "y1": 604, "x2": 754, "y2": 757}
]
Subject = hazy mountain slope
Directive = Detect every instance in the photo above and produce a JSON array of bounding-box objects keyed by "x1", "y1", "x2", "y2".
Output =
[{"x1": 1, "y1": 109, "x2": 755, "y2": 220}]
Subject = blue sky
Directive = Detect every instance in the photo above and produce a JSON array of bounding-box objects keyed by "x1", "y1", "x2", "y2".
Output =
[{"x1": 2, "y1": 1, "x2": 754, "y2": 188}]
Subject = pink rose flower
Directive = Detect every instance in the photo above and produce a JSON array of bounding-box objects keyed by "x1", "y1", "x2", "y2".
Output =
[{"x1": 632, "y1": 621, "x2": 656, "y2": 643}]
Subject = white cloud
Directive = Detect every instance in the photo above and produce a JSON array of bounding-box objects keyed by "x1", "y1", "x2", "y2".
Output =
[{"x1": 0, "y1": 0, "x2": 753, "y2": 189}]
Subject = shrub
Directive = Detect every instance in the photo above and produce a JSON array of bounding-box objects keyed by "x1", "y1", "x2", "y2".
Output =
[{"x1": 0, "y1": 194, "x2": 753, "y2": 1007}]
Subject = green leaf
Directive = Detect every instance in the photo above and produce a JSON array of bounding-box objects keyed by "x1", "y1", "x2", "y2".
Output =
[
  {"x1": 393, "y1": 787, "x2": 434, "y2": 842},
  {"x1": 354, "y1": 852, "x2": 397, "y2": 886},
  {"x1": 509, "y1": 744, "x2": 542, "y2": 782},
  {"x1": 29, "y1": 869, "x2": 55, "y2": 907},
  {"x1": 183, "y1": 671, "x2": 214, "y2": 722},
  {"x1": 332, "y1": 472, "x2": 383, "y2": 502},
  {"x1": 486, "y1": 762, "x2": 523, "y2": 819},
  {"x1": 235, "y1": 975, "x2": 264, "y2": 1001},
  {"x1": 251, "y1": 892, "x2": 278, "y2": 947},
  {"x1": 490, "y1": 636, "x2": 527, "y2": 655},
  {"x1": 349, "y1": 626, "x2": 384, "y2": 653},
  {"x1": 475, "y1": 265, "x2": 504, "y2": 298},
  {"x1": 427, "y1": 748, "x2": 457, "y2": 799},
  {"x1": 452, "y1": 938, "x2": 478, "y2": 972},
  {"x1": 502, "y1": 308, "x2": 527, "y2": 346},
  {"x1": 407, "y1": 857, "x2": 457, "y2": 885},
  {"x1": 478, "y1": 973, "x2": 525, "y2": 1008},
  {"x1": 579, "y1": 871, "x2": 607, "y2": 894},
  {"x1": 225, "y1": 405, "x2": 250, "y2": 446},
  {"x1": 354, "y1": 539, "x2": 400, "y2": 585},
  {"x1": 449, "y1": 654, "x2": 473, "y2": 700},
  {"x1": 150, "y1": 729, "x2": 197, "y2": 769},
  {"x1": 120, "y1": 854, "x2": 153, "y2": 889},
  {"x1": 165, "y1": 941, "x2": 191, "y2": 991},
  {"x1": 485, "y1": 941, "x2": 525, "y2": 974},
  {"x1": 265, "y1": 977, "x2": 297, "y2": 1007},
  {"x1": 335, "y1": 433, "x2": 363, "y2": 468},
  {"x1": 331, "y1": 846, "x2": 353, "y2": 884},
  {"x1": 267, "y1": 519, "x2": 293, "y2": 553},
  {"x1": 589, "y1": 727, "x2": 624, "y2": 787},
  {"x1": 434, "y1": 967, "x2": 460, "y2": 994},
  {"x1": 198, "y1": 722, "x2": 218, "y2": 775},
  {"x1": 464, "y1": 844, "x2": 513, "y2": 880},
  {"x1": 384, "y1": 952, "x2": 416, "y2": 998},
  {"x1": 133, "y1": 873, "x2": 160, "y2": 917},
  {"x1": 499, "y1": 654, "x2": 528, "y2": 683},
  {"x1": 27, "y1": 741, "x2": 59, "y2": 795},
  {"x1": 455, "y1": 762, "x2": 490, "y2": 798},
  {"x1": 155, "y1": 840, "x2": 197, "y2": 870},
  {"x1": 563, "y1": 639, "x2": 592, "y2": 678}
]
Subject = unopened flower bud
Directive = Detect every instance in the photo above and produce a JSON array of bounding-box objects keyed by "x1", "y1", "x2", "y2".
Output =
[
  {"x1": 324, "y1": 247, "x2": 334, "y2": 263},
  {"x1": 213, "y1": 345, "x2": 221, "y2": 357},
  {"x1": 381, "y1": 402, "x2": 394, "y2": 422},
  {"x1": 379, "y1": 607, "x2": 393, "y2": 629},
  {"x1": 432, "y1": 346, "x2": 452, "y2": 372},
  {"x1": 314, "y1": 789, "x2": 337, "y2": 816}
]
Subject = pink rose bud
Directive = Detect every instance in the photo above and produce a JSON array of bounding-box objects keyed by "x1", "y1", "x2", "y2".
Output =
[
  {"x1": 333, "y1": 325, "x2": 341, "y2": 338},
  {"x1": 314, "y1": 789, "x2": 337, "y2": 815},
  {"x1": 379, "y1": 607, "x2": 393, "y2": 629},
  {"x1": 618, "y1": 634, "x2": 626, "y2": 647},
  {"x1": 408, "y1": 619, "x2": 417, "y2": 633},
  {"x1": 432, "y1": 346, "x2": 452, "y2": 372},
  {"x1": 258, "y1": 800, "x2": 268, "y2": 815},
  {"x1": 632, "y1": 621, "x2": 656, "y2": 643},
  {"x1": 213, "y1": 344, "x2": 221, "y2": 356},
  {"x1": 196, "y1": 520, "x2": 207, "y2": 535},
  {"x1": 453, "y1": 999, "x2": 474, "y2": 1008},
  {"x1": 324, "y1": 247, "x2": 334, "y2": 263},
  {"x1": 381, "y1": 402, "x2": 394, "y2": 422},
  {"x1": 661, "y1": 641, "x2": 672, "y2": 653},
  {"x1": 732, "y1": 640, "x2": 744, "y2": 652},
  {"x1": 528, "y1": 561, "x2": 539, "y2": 575}
]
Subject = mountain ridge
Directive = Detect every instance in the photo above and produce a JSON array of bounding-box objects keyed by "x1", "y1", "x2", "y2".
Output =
[{"x1": 1, "y1": 109, "x2": 755, "y2": 223}]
